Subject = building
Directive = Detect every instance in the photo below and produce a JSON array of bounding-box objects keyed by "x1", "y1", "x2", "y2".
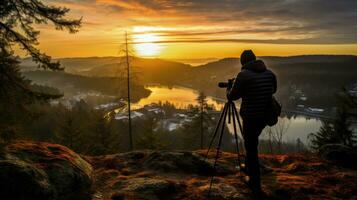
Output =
[{"x1": 305, "y1": 107, "x2": 324, "y2": 114}]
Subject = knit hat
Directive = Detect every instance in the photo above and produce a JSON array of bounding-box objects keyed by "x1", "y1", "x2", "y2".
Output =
[{"x1": 240, "y1": 50, "x2": 256, "y2": 65}]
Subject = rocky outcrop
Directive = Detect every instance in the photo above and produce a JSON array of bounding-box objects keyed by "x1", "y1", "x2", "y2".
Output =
[
  {"x1": 0, "y1": 141, "x2": 93, "y2": 200},
  {"x1": 89, "y1": 151, "x2": 357, "y2": 200},
  {"x1": 1, "y1": 142, "x2": 356, "y2": 200}
]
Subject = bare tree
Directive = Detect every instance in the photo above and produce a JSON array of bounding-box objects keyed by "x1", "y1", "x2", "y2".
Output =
[
  {"x1": 272, "y1": 118, "x2": 291, "y2": 153},
  {"x1": 264, "y1": 118, "x2": 291, "y2": 154},
  {"x1": 264, "y1": 127, "x2": 275, "y2": 154}
]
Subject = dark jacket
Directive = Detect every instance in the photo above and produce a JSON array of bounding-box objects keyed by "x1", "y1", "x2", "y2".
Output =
[{"x1": 227, "y1": 60, "x2": 277, "y2": 118}]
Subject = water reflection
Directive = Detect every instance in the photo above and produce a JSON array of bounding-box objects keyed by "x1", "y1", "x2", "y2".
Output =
[
  {"x1": 122, "y1": 85, "x2": 323, "y2": 143},
  {"x1": 263, "y1": 116, "x2": 322, "y2": 143},
  {"x1": 132, "y1": 85, "x2": 224, "y2": 110}
]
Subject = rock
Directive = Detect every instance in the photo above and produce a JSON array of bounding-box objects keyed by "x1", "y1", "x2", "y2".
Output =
[
  {"x1": 111, "y1": 191, "x2": 125, "y2": 200},
  {"x1": 0, "y1": 159, "x2": 54, "y2": 200},
  {"x1": 285, "y1": 162, "x2": 309, "y2": 173},
  {"x1": 88, "y1": 150, "x2": 357, "y2": 200},
  {"x1": 143, "y1": 151, "x2": 232, "y2": 175},
  {"x1": 260, "y1": 162, "x2": 274, "y2": 174},
  {"x1": 112, "y1": 177, "x2": 177, "y2": 200},
  {"x1": 317, "y1": 175, "x2": 340, "y2": 185},
  {"x1": 0, "y1": 141, "x2": 93, "y2": 200},
  {"x1": 319, "y1": 144, "x2": 357, "y2": 168},
  {"x1": 198, "y1": 183, "x2": 247, "y2": 200},
  {"x1": 273, "y1": 187, "x2": 293, "y2": 200}
]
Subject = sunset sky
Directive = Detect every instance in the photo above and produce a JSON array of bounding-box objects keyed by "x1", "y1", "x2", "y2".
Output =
[{"x1": 26, "y1": 0, "x2": 357, "y2": 59}]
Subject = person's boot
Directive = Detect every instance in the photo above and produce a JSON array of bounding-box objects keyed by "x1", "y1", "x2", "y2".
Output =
[
  {"x1": 251, "y1": 188, "x2": 267, "y2": 200},
  {"x1": 246, "y1": 178, "x2": 266, "y2": 199}
]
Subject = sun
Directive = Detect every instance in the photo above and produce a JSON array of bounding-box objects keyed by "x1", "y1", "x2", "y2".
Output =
[{"x1": 133, "y1": 33, "x2": 163, "y2": 57}]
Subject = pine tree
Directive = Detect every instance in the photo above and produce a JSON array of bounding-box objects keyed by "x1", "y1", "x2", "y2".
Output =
[
  {"x1": 0, "y1": 0, "x2": 81, "y2": 71},
  {"x1": 88, "y1": 112, "x2": 116, "y2": 155},
  {"x1": 136, "y1": 116, "x2": 165, "y2": 150},
  {"x1": 0, "y1": 0, "x2": 81, "y2": 140},
  {"x1": 56, "y1": 111, "x2": 82, "y2": 150},
  {"x1": 196, "y1": 92, "x2": 207, "y2": 149},
  {"x1": 179, "y1": 115, "x2": 202, "y2": 150},
  {"x1": 309, "y1": 90, "x2": 356, "y2": 150}
]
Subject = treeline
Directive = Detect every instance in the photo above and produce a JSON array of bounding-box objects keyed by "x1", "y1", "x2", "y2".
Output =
[
  {"x1": 23, "y1": 70, "x2": 151, "y2": 102},
  {"x1": 1, "y1": 97, "x2": 308, "y2": 156},
  {"x1": 12, "y1": 100, "x2": 232, "y2": 155}
]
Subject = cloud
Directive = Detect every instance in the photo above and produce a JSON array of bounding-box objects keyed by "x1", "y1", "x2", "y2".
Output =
[
  {"x1": 131, "y1": 38, "x2": 357, "y2": 45},
  {"x1": 47, "y1": 0, "x2": 357, "y2": 44}
]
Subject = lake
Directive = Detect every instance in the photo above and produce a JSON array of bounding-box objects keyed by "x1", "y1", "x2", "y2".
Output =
[
  {"x1": 131, "y1": 86, "x2": 323, "y2": 144},
  {"x1": 132, "y1": 85, "x2": 224, "y2": 110}
]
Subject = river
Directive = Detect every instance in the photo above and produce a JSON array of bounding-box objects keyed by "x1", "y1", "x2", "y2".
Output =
[{"x1": 130, "y1": 86, "x2": 323, "y2": 144}]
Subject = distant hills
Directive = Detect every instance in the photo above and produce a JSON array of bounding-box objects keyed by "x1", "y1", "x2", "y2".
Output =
[
  {"x1": 21, "y1": 55, "x2": 357, "y2": 108},
  {"x1": 23, "y1": 70, "x2": 150, "y2": 102},
  {"x1": 20, "y1": 55, "x2": 357, "y2": 79}
]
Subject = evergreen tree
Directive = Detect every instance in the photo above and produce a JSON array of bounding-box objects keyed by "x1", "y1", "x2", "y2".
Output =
[
  {"x1": 136, "y1": 116, "x2": 165, "y2": 150},
  {"x1": 296, "y1": 138, "x2": 303, "y2": 152},
  {"x1": 56, "y1": 110, "x2": 82, "y2": 150},
  {"x1": 0, "y1": 0, "x2": 80, "y2": 140},
  {"x1": 88, "y1": 112, "x2": 116, "y2": 155},
  {"x1": 0, "y1": 0, "x2": 81, "y2": 70},
  {"x1": 309, "y1": 90, "x2": 356, "y2": 150},
  {"x1": 196, "y1": 92, "x2": 207, "y2": 149},
  {"x1": 195, "y1": 92, "x2": 215, "y2": 149},
  {"x1": 179, "y1": 115, "x2": 202, "y2": 150}
]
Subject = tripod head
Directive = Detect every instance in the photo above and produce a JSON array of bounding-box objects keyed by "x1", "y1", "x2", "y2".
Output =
[{"x1": 218, "y1": 78, "x2": 235, "y2": 88}]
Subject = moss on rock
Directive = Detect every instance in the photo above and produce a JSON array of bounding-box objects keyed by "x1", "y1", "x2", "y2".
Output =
[{"x1": 0, "y1": 141, "x2": 93, "y2": 200}]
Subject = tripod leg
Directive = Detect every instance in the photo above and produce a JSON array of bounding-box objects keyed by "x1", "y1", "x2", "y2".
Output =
[
  {"x1": 232, "y1": 103, "x2": 246, "y2": 159},
  {"x1": 230, "y1": 102, "x2": 242, "y2": 168},
  {"x1": 228, "y1": 101, "x2": 231, "y2": 124},
  {"x1": 232, "y1": 104, "x2": 243, "y2": 134},
  {"x1": 208, "y1": 104, "x2": 228, "y2": 196},
  {"x1": 206, "y1": 103, "x2": 228, "y2": 158}
]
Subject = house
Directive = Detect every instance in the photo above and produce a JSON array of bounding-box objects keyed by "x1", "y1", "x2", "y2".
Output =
[
  {"x1": 114, "y1": 111, "x2": 144, "y2": 120},
  {"x1": 299, "y1": 96, "x2": 307, "y2": 101},
  {"x1": 305, "y1": 107, "x2": 324, "y2": 114},
  {"x1": 296, "y1": 105, "x2": 305, "y2": 110},
  {"x1": 157, "y1": 119, "x2": 182, "y2": 132},
  {"x1": 347, "y1": 83, "x2": 357, "y2": 97},
  {"x1": 94, "y1": 102, "x2": 120, "y2": 110}
]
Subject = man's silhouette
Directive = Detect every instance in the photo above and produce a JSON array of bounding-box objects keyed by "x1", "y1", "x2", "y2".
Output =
[{"x1": 227, "y1": 50, "x2": 277, "y2": 194}]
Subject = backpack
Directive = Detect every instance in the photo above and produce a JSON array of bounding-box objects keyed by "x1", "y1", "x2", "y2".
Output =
[{"x1": 265, "y1": 96, "x2": 282, "y2": 126}]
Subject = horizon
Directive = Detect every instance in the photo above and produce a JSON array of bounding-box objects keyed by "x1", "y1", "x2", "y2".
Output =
[
  {"x1": 14, "y1": 0, "x2": 357, "y2": 59},
  {"x1": 22, "y1": 53, "x2": 357, "y2": 60},
  {"x1": 20, "y1": 54, "x2": 357, "y2": 66}
]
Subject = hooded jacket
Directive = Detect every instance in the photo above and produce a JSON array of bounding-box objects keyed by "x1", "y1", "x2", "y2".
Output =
[{"x1": 227, "y1": 60, "x2": 277, "y2": 118}]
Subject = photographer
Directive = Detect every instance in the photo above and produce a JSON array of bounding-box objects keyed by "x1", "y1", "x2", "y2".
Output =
[{"x1": 227, "y1": 50, "x2": 277, "y2": 195}]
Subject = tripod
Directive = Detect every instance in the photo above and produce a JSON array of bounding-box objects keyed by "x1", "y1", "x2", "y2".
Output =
[{"x1": 205, "y1": 100, "x2": 244, "y2": 196}]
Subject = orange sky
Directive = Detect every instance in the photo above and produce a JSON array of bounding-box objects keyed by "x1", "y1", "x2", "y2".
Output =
[{"x1": 18, "y1": 0, "x2": 357, "y2": 59}]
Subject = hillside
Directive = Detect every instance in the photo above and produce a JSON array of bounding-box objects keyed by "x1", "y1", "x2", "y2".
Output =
[
  {"x1": 81, "y1": 58, "x2": 191, "y2": 84},
  {"x1": 23, "y1": 70, "x2": 151, "y2": 102},
  {"x1": 21, "y1": 55, "x2": 357, "y2": 108},
  {"x1": 188, "y1": 55, "x2": 357, "y2": 107},
  {"x1": 1, "y1": 141, "x2": 356, "y2": 200}
]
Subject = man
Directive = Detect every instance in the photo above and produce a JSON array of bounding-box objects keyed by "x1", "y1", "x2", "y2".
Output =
[{"x1": 227, "y1": 50, "x2": 277, "y2": 194}]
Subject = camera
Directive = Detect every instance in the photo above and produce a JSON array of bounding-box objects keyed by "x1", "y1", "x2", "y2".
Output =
[{"x1": 218, "y1": 78, "x2": 235, "y2": 88}]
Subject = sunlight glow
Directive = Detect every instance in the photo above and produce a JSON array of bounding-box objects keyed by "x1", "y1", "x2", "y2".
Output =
[{"x1": 133, "y1": 33, "x2": 164, "y2": 57}]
